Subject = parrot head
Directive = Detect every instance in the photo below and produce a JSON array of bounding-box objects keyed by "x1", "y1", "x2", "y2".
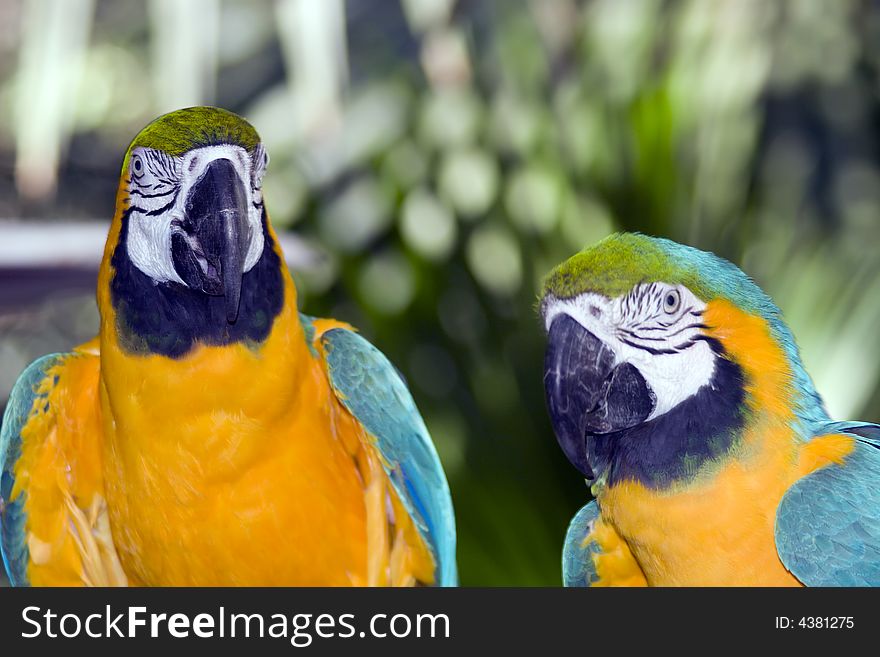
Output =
[
  {"x1": 540, "y1": 233, "x2": 827, "y2": 487},
  {"x1": 102, "y1": 107, "x2": 286, "y2": 357}
]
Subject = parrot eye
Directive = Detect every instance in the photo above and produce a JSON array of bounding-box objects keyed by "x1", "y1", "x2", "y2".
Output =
[
  {"x1": 663, "y1": 290, "x2": 681, "y2": 314},
  {"x1": 131, "y1": 154, "x2": 144, "y2": 177}
]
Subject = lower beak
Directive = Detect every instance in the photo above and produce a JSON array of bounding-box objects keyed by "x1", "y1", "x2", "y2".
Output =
[
  {"x1": 543, "y1": 314, "x2": 655, "y2": 479},
  {"x1": 171, "y1": 158, "x2": 250, "y2": 323}
]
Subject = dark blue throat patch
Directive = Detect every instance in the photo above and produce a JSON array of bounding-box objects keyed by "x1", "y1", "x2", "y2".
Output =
[
  {"x1": 587, "y1": 340, "x2": 747, "y2": 489},
  {"x1": 110, "y1": 208, "x2": 285, "y2": 358}
]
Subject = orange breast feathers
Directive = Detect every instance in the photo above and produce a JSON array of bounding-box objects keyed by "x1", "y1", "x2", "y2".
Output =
[
  {"x1": 97, "y1": 280, "x2": 433, "y2": 584},
  {"x1": 15, "y1": 184, "x2": 434, "y2": 585},
  {"x1": 11, "y1": 342, "x2": 126, "y2": 587},
  {"x1": 17, "y1": 293, "x2": 435, "y2": 585},
  {"x1": 596, "y1": 299, "x2": 854, "y2": 586}
]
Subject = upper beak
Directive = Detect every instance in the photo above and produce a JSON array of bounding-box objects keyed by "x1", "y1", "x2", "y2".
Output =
[
  {"x1": 171, "y1": 158, "x2": 250, "y2": 323},
  {"x1": 543, "y1": 313, "x2": 655, "y2": 479}
]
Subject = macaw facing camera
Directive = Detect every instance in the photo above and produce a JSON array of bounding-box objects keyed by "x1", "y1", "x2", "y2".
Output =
[{"x1": 1, "y1": 107, "x2": 456, "y2": 587}]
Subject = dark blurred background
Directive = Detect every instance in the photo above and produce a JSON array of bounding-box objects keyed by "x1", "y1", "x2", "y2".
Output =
[{"x1": 1, "y1": 0, "x2": 880, "y2": 586}]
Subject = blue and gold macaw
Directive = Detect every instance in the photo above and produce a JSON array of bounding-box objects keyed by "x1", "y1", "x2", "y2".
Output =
[
  {"x1": 540, "y1": 233, "x2": 880, "y2": 586},
  {"x1": 0, "y1": 107, "x2": 456, "y2": 587}
]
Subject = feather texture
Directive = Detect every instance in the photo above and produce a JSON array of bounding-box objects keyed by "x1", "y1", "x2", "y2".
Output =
[
  {"x1": 775, "y1": 423, "x2": 880, "y2": 586},
  {"x1": 0, "y1": 354, "x2": 63, "y2": 586},
  {"x1": 320, "y1": 324, "x2": 458, "y2": 586},
  {"x1": 562, "y1": 501, "x2": 601, "y2": 586}
]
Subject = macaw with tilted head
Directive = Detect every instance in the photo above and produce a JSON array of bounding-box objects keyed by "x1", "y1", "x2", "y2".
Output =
[
  {"x1": 540, "y1": 233, "x2": 880, "y2": 586},
  {"x1": 0, "y1": 107, "x2": 456, "y2": 587}
]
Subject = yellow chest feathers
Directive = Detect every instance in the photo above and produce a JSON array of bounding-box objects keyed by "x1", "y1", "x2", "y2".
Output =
[
  {"x1": 598, "y1": 429, "x2": 854, "y2": 586},
  {"x1": 94, "y1": 311, "x2": 434, "y2": 585}
]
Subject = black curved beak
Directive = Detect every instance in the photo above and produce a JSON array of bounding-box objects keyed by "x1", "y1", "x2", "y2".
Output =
[
  {"x1": 171, "y1": 158, "x2": 250, "y2": 323},
  {"x1": 543, "y1": 314, "x2": 655, "y2": 479}
]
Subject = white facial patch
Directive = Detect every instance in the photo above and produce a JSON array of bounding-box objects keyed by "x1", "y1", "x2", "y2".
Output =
[
  {"x1": 124, "y1": 143, "x2": 268, "y2": 284},
  {"x1": 543, "y1": 284, "x2": 716, "y2": 421}
]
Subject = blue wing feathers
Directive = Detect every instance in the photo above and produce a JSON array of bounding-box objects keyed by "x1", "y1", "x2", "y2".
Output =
[
  {"x1": 1, "y1": 353, "x2": 65, "y2": 586},
  {"x1": 562, "y1": 500, "x2": 601, "y2": 587},
  {"x1": 775, "y1": 421, "x2": 880, "y2": 586},
  {"x1": 320, "y1": 326, "x2": 457, "y2": 586}
]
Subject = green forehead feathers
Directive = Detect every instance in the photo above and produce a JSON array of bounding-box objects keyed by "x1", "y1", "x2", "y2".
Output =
[
  {"x1": 123, "y1": 107, "x2": 261, "y2": 168},
  {"x1": 542, "y1": 233, "x2": 716, "y2": 301}
]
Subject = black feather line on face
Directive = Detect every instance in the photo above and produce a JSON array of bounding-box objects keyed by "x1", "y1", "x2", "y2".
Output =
[
  {"x1": 618, "y1": 338, "x2": 679, "y2": 355},
  {"x1": 129, "y1": 187, "x2": 176, "y2": 200},
  {"x1": 145, "y1": 198, "x2": 177, "y2": 217},
  {"x1": 109, "y1": 207, "x2": 284, "y2": 358}
]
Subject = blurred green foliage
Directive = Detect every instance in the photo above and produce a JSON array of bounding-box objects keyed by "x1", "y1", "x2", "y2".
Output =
[{"x1": 2, "y1": 0, "x2": 880, "y2": 586}]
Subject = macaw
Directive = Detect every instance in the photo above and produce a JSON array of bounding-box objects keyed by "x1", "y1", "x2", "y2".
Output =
[
  {"x1": 540, "y1": 233, "x2": 880, "y2": 586},
  {"x1": 0, "y1": 107, "x2": 456, "y2": 587}
]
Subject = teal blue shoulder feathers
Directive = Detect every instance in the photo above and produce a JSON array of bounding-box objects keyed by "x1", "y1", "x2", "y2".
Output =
[
  {"x1": 775, "y1": 422, "x2": 880, "y2": 586},
  {"x1": 1, "y1": 353, "x2": 67, "y2": 587},
  {"x1": 316, "y1": 321, "x2": 458, "y2": 586},
  {"x1": 562, "y1": 500, "x2": 600, "y2": 587}
]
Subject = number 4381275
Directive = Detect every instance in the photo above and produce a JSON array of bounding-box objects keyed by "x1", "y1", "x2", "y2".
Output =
[{"x1": 775, "y1": 617, "x2": 854, "y2": 629}]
